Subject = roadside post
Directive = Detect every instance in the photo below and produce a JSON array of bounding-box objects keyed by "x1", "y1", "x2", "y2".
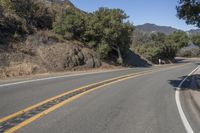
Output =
[{"x1": 159, "y1": 59, "x2": 162, "y2": 65}]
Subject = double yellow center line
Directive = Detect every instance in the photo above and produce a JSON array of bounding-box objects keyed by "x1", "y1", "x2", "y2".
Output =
[{"x1": 0, "y1": 64, "x2": 188, "y2": 133}]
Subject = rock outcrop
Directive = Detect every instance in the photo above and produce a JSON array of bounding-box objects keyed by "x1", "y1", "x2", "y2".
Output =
[{"x1": 0, "y1": 31, "x2": 101, "y2": 78}]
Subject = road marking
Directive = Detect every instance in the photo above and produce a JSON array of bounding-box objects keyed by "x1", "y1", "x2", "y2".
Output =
[
  {"x1": 4, "y1": 71, "x2": 155, "y2": 133},
  {"x1": 175, "y1": 65, "x2": 200, "y2": 133},
  {"x1": 0, "y1": 68, "x2": 158, "y2": 123},
  {"x1": 0, "y1": 64, "x2": 188, "y2": 133},
  {"x1": 0, "y1": 68, "x2": 137, "y2": 88}
]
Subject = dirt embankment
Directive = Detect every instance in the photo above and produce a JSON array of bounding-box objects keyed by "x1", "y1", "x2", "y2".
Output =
[{"x1": 0, "y1": 31, "x2": 101, "y2": 78}]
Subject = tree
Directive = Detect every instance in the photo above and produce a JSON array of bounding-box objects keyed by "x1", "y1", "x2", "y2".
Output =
[
  {"x1": 53, "y1": 8, "x2": 86, "y2": 39},
  {"x1": 150, "y1": 32, "x2": 166, "y2": 43},
  {"x1": 177, "y1": 0, "x2": 200, "y2": 27},
  {"x1": 53, "y1": 7, "x2": 134, "y2": 64},
  {"x1": 132, "y1": 32, "x2": 178, "y2": 64},
  {"x1": 84, "y1": 8, "x2": 134, "y2": 63},
  {"x1": 132, "y1": 30, "x2": 151, "y2": 47},
  {"x1": 191, "y1": 33, "x2": 200, "y2": 46},
  {"x1": 168, "y1": 31, "x2": 189, "y2": 49}
]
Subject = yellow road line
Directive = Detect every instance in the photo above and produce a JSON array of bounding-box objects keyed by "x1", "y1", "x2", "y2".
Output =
[
  {"x1": 1, "y1": 63, "x2": 188, "y2": 133},
  {"x1": 0, "y1": 67, "x2": 160, "y2": 123}
]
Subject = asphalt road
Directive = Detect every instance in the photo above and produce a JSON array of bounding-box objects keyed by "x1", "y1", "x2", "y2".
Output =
[{"x1": 0, "y1": 61, "x2": 200, "y2": 133}]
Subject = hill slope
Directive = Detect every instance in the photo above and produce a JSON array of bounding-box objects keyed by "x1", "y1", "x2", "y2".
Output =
[
  {"x1": 0, "y1": 0, "x2": 150, "y2": 79},
  {"x1": 136, "y1": 23, "x2": 180, "y2": 35},
  {"x1": 136, "y1": 23, "x2": 200, "y2": 35},
  {"x1": 48, "y1": 0, "x2": 74, "y2": 5},
  {"x1": 187, "y1": 29, "x2": 200, "y2": 35},
  {"x1": 47, "y1": 0, "x2": 84, "y2": 12}
]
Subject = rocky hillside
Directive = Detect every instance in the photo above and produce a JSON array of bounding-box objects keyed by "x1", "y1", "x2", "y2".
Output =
[
  {"x1": 0, "y1": 31, "x2": 101, "y2": 78},
  {"x1": 0, "y1": 0, "x2": 101, "y2": 78},
  {"x1": 0, "y1": 0, "x2": 150, "y2": 79}
]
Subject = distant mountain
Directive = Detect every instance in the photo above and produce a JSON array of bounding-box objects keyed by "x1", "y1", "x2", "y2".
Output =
[
  {"x1": 187, "y1": 29, "x2": 200, "y2": 35},
  {"x1": 136, "y1": 23, "x2": 180, "y2": 35},
  {"x1": 136, "y1": 23, "x2": 200, "y2": 35}
]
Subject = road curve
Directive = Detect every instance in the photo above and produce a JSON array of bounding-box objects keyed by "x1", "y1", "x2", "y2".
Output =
[{"x1": 0, "y1": 62, "x2": 200, "y2": 133}]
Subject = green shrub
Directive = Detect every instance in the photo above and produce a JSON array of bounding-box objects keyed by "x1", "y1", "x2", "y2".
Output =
[
  {"x1": 132, "y1": 32, "x2": 177, "y2": 64},
  {"x1": 53, "y1": 8, "x2": 86, "y2": 39},
  {"x1": 192, "y1": 34, "x2": 200, "y2": 47},
  {"x1": 11, "y1": 0, "x2": 54, "y2": 31},
  {"x1": 168, "y1": 31, "x2": 189, "y2": 49}
]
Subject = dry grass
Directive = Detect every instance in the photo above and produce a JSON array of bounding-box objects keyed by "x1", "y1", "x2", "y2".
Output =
[{"x1": 0, "y1": 31, "x2": 101, "y2": 79}]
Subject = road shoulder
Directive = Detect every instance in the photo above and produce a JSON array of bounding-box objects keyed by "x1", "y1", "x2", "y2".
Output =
[
  {"x1": 181, "y1": 67, "x2": 200, "y2": 132},
  {"x1": 188, "y1": 69, "x2": 200, "y2": 119}
]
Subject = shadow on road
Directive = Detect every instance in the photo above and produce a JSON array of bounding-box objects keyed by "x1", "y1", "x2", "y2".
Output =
[
  {"x1": 123, "y1": 49, "x2": 152, "y2": 67},
  {"x1": 174, "y1": 58, "x2": 185, "y2": 64},
  {"x1": 168, "y1": 74, "x2": 200, "y2": 91},
  {"x1": 194, "y1": 62, "x2": 200, "y2": 65},
  {"x1": 174, "y1": 57, "x2": 200, "y2": 64}
]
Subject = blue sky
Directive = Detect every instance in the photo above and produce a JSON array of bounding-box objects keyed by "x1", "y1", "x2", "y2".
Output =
[{"x1": 70, "y1": 0, "x2": 199, "y2": 31}]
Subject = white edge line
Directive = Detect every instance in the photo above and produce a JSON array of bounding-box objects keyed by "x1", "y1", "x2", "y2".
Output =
[
  {"x1": 175, "y1": 65, "x2": 200, "y2": 133},
  {"x1": 0, "y1": 68, "x2": 135, "y2": 88}
]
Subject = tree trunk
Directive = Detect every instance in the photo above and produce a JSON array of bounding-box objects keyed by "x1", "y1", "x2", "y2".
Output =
[
  {"x1": 110, "y1": 45, "x2": 123, "y2": 64},
  {"x1": 117, "y1": 47, "x2": 123, "y2": 64}
]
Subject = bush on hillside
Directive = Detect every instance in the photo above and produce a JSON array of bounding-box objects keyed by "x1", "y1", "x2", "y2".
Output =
[
  {"x1": 0, "y1": 3, "x2": 24, "y2": 45},
  {"x1": 132, "y1": 32, "x2": 178, "y2": 64},
  {"x1": 0, "y1": 0, "x2": 54, "y2": 45},
  {"x1": 10, "y1": 0, "x2": 54, "y2": 31},
  {"x1": 192, "y1": 34, "x2": 200, "y2": 47},
  {"x1": 53, "y1": 8, "x2": 86, "y2": 39},
  {"x1": 167, "y1": 31, "x2": 189, "y2": 49},
  {"x1": 134, "y1": 42, "x2": 176, "y2": 64}
]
